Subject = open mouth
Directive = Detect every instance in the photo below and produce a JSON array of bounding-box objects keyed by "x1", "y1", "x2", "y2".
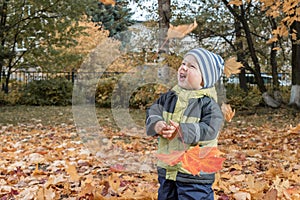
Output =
[{"x1": 179, "y1": 73, "x2": 186, "y2": 80}]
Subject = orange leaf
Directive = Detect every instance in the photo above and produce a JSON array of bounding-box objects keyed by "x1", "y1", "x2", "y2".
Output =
[
  {"x1": 99, "y1": 0, "x2": 116, "y2": 6},
  {"x1": 156, "y1": 150, "x2": 185, "y2": 166},
  {"x1": 228, "y1": 0, "x2": 243, "y2": 6},
  {"x1": 221, "y1": 103, "x2": 235, "y2": 122},
  {"x1": 224, "y1": 57, "x2": 243, "y2": 78},
  {"x1": 156, "y1": 147, "x2": 225, "y2": 175},
  {"x1": 181, "y1": 146, "x2": 225, "y2": 175},
  {"x1": 167, "y1": 19, "x2": 198, "y2": 39}
]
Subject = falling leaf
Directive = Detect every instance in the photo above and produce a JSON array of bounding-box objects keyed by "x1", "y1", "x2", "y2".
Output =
[
  {"x1": 221, "y1": 103, "x2": 235, "y2": 122},
  {"x1": 156, "y1": 146, "x2": 225, "y2": 175},
  {"x1": 99, "y1": 0, "x2": 116, "y2": 6},
  {"x1": 224, "y1": 57, "x2": 243, "y2": 78},
  {"x1": 167, "y1": 19, "x2": 198, "y2": 39},
  {"x1": 155, "y1": 150, "x2": 186, "y2": 166}
]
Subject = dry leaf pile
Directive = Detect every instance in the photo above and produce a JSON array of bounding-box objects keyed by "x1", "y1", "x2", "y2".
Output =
[
  {"x1": 0, "y1": 124, "x2": 158, "y2": 200},
  {"x1": 0, "y1": 111, "x2": 300, "y2": 199}
]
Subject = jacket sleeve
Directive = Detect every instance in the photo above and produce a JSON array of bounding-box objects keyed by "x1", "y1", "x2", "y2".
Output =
[
  {"x1": 145, "y1": 95, "x2": 165, "y2": 136},
  {"x1": 180, "y1": 97, "x2": 224, "y2": 145}
]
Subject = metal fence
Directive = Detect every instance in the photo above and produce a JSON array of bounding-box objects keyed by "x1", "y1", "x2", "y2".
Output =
[{"x1": 1, "y1": 70, "x2": 292, "y2": 89}]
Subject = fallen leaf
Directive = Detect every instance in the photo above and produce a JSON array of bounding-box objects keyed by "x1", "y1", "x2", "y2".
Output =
[
  {"x1": 221, "y1": 103, "x2": 235, "y2": 122},
  {"x1": 224, "y1": 57, "x2": 243, "y2": 78},
  {"x1": 288, "y1": 123, "x2": 300, "y2": 134},
  {"x1": 263, "y1": 189, "x2": 277, "y2": 200},
  {"x1": 167, "y1": 19, "x2": 198, "y2": 39},
  {"x1": 65, "y1": 162, "x2": 80, "y2": 182},
  {"x1": 233, "y1": 191, "x2": 251, "y2": 200}
]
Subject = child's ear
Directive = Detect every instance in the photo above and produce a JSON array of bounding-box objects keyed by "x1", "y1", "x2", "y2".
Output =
[{"x1": 200, "y1": 80, "x2": 204, "y2": 87}]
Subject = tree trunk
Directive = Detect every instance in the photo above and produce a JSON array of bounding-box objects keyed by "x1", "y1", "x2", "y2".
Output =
[
  {"x1": 289, "y1": 21, "x2": 300, "y2": 108},
  {"x1": 157, "y1": 0, "x2": 171, "y2": 84},
  {"x1": 234, "y1": 17, "x2": 248, "y2": 92},
  {"x1": 158, "y1": 0, "x2": 170, "y2": 54}
]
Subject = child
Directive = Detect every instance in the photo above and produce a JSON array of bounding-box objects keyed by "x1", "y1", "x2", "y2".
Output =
[{"x1": 146, "y1": 48, "x2": 224, "y2": 200}]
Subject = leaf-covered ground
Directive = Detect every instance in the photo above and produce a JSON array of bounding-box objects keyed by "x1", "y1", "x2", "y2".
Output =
[{"x1": 0, "y1": 106, "x2": 299, "y2": 199}]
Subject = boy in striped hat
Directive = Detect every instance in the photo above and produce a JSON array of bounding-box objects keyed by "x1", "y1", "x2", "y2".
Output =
[{"x1": 146, "y1": 48, "x2": 224, "y2": 200}]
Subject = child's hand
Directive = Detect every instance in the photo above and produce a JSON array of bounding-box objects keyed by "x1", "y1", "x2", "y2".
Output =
[
  {"x1": 169, "y1": 120, "x2": 179, "y2": 129},
  {"x1": 154, "y1": 121, "x2": 177, "y2": 140}
]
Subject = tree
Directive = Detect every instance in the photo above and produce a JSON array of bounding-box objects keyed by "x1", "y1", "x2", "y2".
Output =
[
  {"x1": 0, "y1": 0, "x2": 94, "y2": 93},
  {"x1": 86, "y1": 0, "x2": 134, "y2": 37},
  {"x1": 258, "y1": 0, "x2": 300, "y2": 108}
]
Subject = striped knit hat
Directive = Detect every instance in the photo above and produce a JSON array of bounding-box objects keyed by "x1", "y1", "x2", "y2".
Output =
[{"x1": 184, "y1": 48, "x2": 224, "y2": 88}]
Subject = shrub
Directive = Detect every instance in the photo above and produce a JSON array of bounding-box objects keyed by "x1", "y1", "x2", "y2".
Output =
[{"x1": 20, "y1": 78, "x2": 73, "y2": 106}]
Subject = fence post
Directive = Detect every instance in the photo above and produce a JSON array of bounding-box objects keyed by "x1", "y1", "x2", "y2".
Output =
[{"x1": 72, "y1": 69, "x2": 75, "y2": 84}]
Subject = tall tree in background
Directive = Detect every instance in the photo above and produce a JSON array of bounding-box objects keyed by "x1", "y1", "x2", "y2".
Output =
[
  {"x1": 87, "y1": 0, "x2": 134, "y2": 37},
  {"x1": 290, "y1": 20, "x2": 300, "y2": 108},
  {"x1": 259, "y1": 0, "x2": 300, "y2": 108},
  {"x1": 158, "y1": 0, "x2": 171, "y2": 54},
  {"x1": 0, "y1": 0, "x2": 95, "y2": 93}
]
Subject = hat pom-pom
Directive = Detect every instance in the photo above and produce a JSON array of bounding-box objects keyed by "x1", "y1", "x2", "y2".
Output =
[{"x1": 224, "y1": 57, "x2": 243, "y2": 78}]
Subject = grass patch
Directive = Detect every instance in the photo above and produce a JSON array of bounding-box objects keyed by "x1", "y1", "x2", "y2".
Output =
[
  {"x1": 0, "y1": 106, "x2": 146, "y2": 129},
  {"x1": 0, "y1": 105, "x2": 298, "y2": 130}
]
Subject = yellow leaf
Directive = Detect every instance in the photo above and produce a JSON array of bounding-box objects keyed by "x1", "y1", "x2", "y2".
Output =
[
  {"x1": 267, "y1": 36, "x2": 278, "y2": 44},
  {"x1": 224, "y1": 57, "x2": 243, "y2": 78},
  {"x1": 291, "y1": 33, "x2": 297, "y2": 41},
  {"x1": 221, "y1": 103, "x2": 235, "y2": 122},
  {"x1": 108, "y1": 173, "x2": 120, "y2": 193},
  {"x1": 272, "y1": 47, "x2": 280, "y2": 51},
  {"x1": 99, "y1": 0, "x2": 116, "y2": 6},
  {"x1": 228, "y1": 0, "x2": 243, "y2": 6},
  {"x1": 167, "y1": 19, "x2": 198, "y2": 39}
]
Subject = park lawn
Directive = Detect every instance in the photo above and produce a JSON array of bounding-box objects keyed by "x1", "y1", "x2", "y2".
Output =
[{"x1": 0, "y1": 105, "x2": 299, "y2": 199}]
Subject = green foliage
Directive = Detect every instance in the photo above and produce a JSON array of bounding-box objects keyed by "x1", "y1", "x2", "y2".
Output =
[
  {"x1": 20, "y1": 78, "x2": 73, "y2": 106},
  {"x1": 94, "y1": 76, "x2": 168, "y2": 109},
  {"x1": 0, "y1": 90, "x2": 22, "y2": 106},
  {"x1": 95, "y1": 77, "x2": 118, "y2": 107},
  {"x1": 87, "y1": 0, "x2": 134, "y2": 37},
  {"x1": 129, "y1": 84, "x2": 168, "y2": 109},
  {"x1": 225, "y1": 84, "x2": 263, "y2": 109}
]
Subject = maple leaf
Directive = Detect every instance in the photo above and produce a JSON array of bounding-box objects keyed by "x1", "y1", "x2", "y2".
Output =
[
  {"x1": 156, "y1": 146, "x2": 225, "y2": 175},
  {"x1": 155, "y1": 150, "x2": 186, "y2": 166},
  {"x1": 167, "y1": 19, "x2": 198, "y2": 39},
  {"x1": 99, "y1": 0, "x2": 116, "y2": 6},
  {"x1": 224, "y1": 57, "x2": 243, "y2": 78},
  {"x1": 221, "y1": 103, "x2": 235, "y2": 122}
]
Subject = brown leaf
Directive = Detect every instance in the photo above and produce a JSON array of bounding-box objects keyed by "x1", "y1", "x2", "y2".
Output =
[
  {"x1": 224, "y1": 57, "x2": 243, "y2": 78},
  {"x1": 221, "y1": 103, "x2": 235, "y2": 122},
  {"x1": 167, "y1": 19, "x2": 198, "y2": 39},
  {"x1": 263, "y1": 189, "x2": 278, "y2": 200}
]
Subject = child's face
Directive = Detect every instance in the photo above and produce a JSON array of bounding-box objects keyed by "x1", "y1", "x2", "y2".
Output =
[{"x1": 177, "y1": 55, "x2": 203, "y2": 90}]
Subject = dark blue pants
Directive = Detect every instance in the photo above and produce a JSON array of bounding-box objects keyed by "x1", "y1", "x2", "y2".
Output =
[{"x1": 158, "y1": 176, "x2": 214, "y2": 200}]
